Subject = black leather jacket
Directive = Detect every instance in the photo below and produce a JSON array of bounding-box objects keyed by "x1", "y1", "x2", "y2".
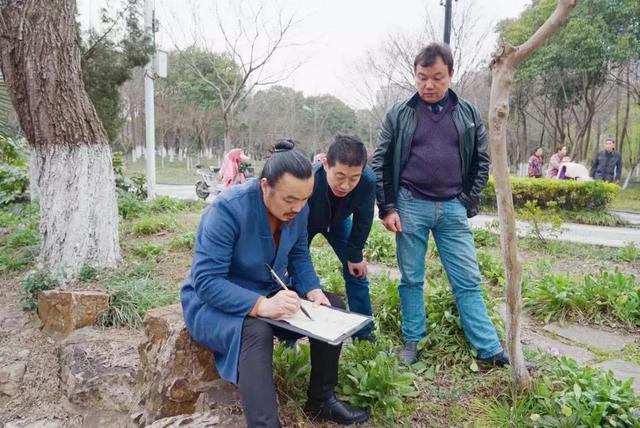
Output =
[{"x1": 371, "y1": 89, "x2": 490, "y2": 218}]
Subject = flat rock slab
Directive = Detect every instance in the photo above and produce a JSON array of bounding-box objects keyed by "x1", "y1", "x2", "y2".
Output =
[
  {"x1": 38, "y1": 290, "x2": 110, "y2": 339},
  {"x1": 4, "y1": 420, "x2": 64, "y2": 428},
  {"x1": 593, "y1": 359, "x2": 640, "y2": 395},
  {"x1": 147, "y1": 411, "x2": 244, "y2": 428},
  {"x1": 58, "y1": 326, "x2": 144, "y2": 412},
  {"x1": 543, "y1": 322, "x2": 636, "y2": 352},
  {"x1": 524, "y1": 332, "x2": 595, "y2": 364}
]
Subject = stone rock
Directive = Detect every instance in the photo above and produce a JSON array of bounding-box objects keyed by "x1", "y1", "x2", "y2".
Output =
[
  {"x1": 147, "y1": 411, "x2": 244, "y2": 428},
  {"x1": 37, "y1": 290, "x2": 110, "y2": 338},
  {"x1": 194, "y1": 379, "x2": 241, "y2": 413},
  {"x1": 543, "y1": 322, "x2": 636, "y2": 351},
  {"x1": 82, "y1": 410, "x2": 138, "y2": 428},
  {"x1": 594, "y1": 359, "x2": 640, "y2": 395},
  {"x1": 0, "y1": 361, "x2": 27, "y2": 396},
  {"x1": 524, "y1": 332, "x2": 595, "y2": 364},
  {"x1": 58, "y1": 326, "x2": 144, "y2": 412},
  {"x1": 136, "y1": 304, "x2": 221, "y2": 424},
  {"x1": 4, "y1": 420, "x2": 64, "y2": 428}
]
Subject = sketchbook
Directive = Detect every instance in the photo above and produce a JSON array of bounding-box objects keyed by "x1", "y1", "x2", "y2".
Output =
[{"x1": 259, "y1": 299, "x2": 372, "y2": 346}]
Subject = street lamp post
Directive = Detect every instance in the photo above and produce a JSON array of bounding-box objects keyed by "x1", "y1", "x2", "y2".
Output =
[{"x1": 441, "y1": 0, "x2": 455, "y2": 45}]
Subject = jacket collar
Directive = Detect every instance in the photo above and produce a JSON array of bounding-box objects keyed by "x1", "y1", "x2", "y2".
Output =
[{"x1": 406, "y1": 88, "x2": 459, "y2": 109}]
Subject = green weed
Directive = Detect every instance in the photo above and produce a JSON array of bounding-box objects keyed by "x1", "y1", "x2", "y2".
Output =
[
  {"x1": 273, "y1": 342, "x2": 311, "y2": 409},
  {"x1": 419, "y1": 275, "x2": 504, "y2": 372},
  {"x1": 168, "y1": 232, "x2": 195, "y2": 251},
  {"x1": 369, "y1": 274, "x2": 402, "y2": 341},
  {"x1": 99, "y1": 266, "x2": 179, "y2": 328},
  {"x1": 524, "y1": 268, "x2": 640, "y2": 327},
  {"x1": 477, "y1": 250, "x2": 505, "y2": 288},
  {"x1": 364, "y1": 222, "x2": 396, "y2": 266},
  {"x1": 339, "y1": 338, "x2": 418, "y2": 423},
  {"x1": 133, "y1": 216, "x2": 175, "y2": 236},
  {"x1": 78, "y1": 265, "x2": 98, "y2": 281},
  {"x1": 20, "y1": 270, "x2": 60, "y2": 310}
]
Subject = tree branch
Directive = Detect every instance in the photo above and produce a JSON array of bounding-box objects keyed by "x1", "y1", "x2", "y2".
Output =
[{"x1": 513, "y1": 0, "x2": 576, "y2": 66}]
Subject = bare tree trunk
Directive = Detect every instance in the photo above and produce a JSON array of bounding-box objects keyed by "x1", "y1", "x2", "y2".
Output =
[
  {"x1": 0, "y1": 0, "x2": 121, "y2": 278},
  {"x1": 488, "y1": 0, "x2": 575, "y2": 390},
  {"x1": 623, "y1": 158, "x2": 640, "y2": 190},
  {"x1": 223, "y1": 112, "x2": 232, "y2": 154}
]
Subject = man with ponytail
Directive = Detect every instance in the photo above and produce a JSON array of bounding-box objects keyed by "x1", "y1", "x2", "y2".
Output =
[{"x1": 181, "y1": 139, "x2": 368, "y2": 427}]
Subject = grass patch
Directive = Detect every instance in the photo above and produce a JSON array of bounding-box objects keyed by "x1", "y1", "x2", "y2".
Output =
[
  {"x1": 132, "y1": 215, "x2": 176, "y2": 236},
  {"x1": 611, "y1": 183, "x2": 640, "y2": 213},
  {"x1": 524, "y1": 267, "x2": 640, "y2": 327},
  {"x1": 0, "y1": 203, "x2": 39, "y2": 273},
  {"x1": 124, "y1": 157, "x2": 264, "y2": 185},
  {"x1": 99, "y1": 266, "x2": 179, "y2": 328}
]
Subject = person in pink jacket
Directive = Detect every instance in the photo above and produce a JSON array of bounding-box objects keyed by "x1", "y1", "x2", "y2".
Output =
[{"x1": 219, "y1": 148, "x2": 250, "y2": 188}]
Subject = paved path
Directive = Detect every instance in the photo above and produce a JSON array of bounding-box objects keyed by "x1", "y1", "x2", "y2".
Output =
[
  {"x1": 156, "y1": 185, "x2": 640, "y2": 248},
  {"x1": 470, "y1": 214, "x2": 640, "y2": 248},
  {"x1": 611, "y1": 210, "x2": 640, "y2": 226}
]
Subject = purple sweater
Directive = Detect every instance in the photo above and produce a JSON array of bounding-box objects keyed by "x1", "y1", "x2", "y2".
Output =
[{"x1": 400, "y1": 97, "x2": 462, "y2": 200}]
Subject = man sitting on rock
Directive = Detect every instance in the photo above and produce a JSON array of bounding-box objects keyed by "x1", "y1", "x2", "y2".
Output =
[{"x1": 180, "y1": 139, "x2": 368, "y2": 428}]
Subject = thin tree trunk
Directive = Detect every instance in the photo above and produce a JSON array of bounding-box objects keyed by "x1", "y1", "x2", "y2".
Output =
[
  {"x1": 623, "y1": 159, "x2": 640, "y2": 190},
  {"x1": 0, "y1": 0, "x2": 121, "y2": 278},
  {"x1": 488, "y1": 0, "x2": 576, "y2": 390}
]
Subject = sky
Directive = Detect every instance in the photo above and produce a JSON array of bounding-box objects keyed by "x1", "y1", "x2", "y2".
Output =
[{"x1": 77, "y1": 0, "x2": 532, "y2": 108}]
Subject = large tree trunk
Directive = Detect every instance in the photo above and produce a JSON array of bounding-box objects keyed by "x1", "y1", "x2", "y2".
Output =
[
  {"x1": 488, "y1": 0, "x2": 575, "y2": 390},
  {"x1": 0, "y1": 0, "x2": 121, "y2": 278}
]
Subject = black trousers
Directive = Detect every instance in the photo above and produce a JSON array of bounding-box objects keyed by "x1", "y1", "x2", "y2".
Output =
[{"x1": 237, "y1": 292, "x2": 345, "y2": 428}]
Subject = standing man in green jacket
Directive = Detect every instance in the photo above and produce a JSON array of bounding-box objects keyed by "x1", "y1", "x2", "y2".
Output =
[{"x1": 371, "y1": 43, "x2": 505, "y2": 366}]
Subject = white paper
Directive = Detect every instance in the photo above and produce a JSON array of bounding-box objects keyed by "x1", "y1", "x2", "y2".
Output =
[{"x1": 282, "y1": 300, "x2": 370, "y2": 342}]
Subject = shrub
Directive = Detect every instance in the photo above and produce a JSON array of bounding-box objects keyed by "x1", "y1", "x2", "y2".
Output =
[
  {"x1": 0, "y1": 136, "x2": 29, "y2": 206},
  {"x1": 518, "y1": 200, "x2": 563, "y2": 248},
  {"x1": 0, "y1": 204, "x2": 40, "y2": 273},
  {"x1": 339, "y1": 339, "x2": 418, "y2": 422},
  {"x1": 482, "y1": 177, "x2": 620, "y2": 211},
  {"x1": 113, "y1": 152, "x2": 147, "y2": 199},
  {"x1": 118, "y1": 194, "x2": 149, "y2": 219},
  {"x1": 21, "y1": 270, "x2": 60, "y2": 310}
]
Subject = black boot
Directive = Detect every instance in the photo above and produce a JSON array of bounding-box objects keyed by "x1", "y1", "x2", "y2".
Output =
[{"x1": 304, "y1": 395, "x2": 369, "y2": 425}]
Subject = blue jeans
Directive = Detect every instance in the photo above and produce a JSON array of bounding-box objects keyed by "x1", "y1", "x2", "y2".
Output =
[
  {"x1": 395, "y1": 187, "x2": 502, "y2": 359},
  {"x1": 309, "y1": 217, "x2": 374, "y2": 338}
]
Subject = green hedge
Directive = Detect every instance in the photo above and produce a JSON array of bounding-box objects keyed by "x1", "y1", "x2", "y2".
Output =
[{"x1": 481, "y1": 177, "x2": 620, "y2": 211}]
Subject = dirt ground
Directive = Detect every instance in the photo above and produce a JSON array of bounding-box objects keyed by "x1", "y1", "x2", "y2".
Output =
[{"x1": 0, "y1": 273, "x2": 83, "y2": 427}]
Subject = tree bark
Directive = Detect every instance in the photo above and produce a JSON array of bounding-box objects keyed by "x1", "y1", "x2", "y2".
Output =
[
  {"x1": 488, "y1": 0, "x2": 576, "y2": 390},
  {"x1": 0, "y1": 0, "x2": 121, "y2": 278}
]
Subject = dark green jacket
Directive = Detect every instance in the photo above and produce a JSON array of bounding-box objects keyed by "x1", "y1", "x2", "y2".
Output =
[{"x1": 371, "y1": 90, "x2": 489, "y2": 218}]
